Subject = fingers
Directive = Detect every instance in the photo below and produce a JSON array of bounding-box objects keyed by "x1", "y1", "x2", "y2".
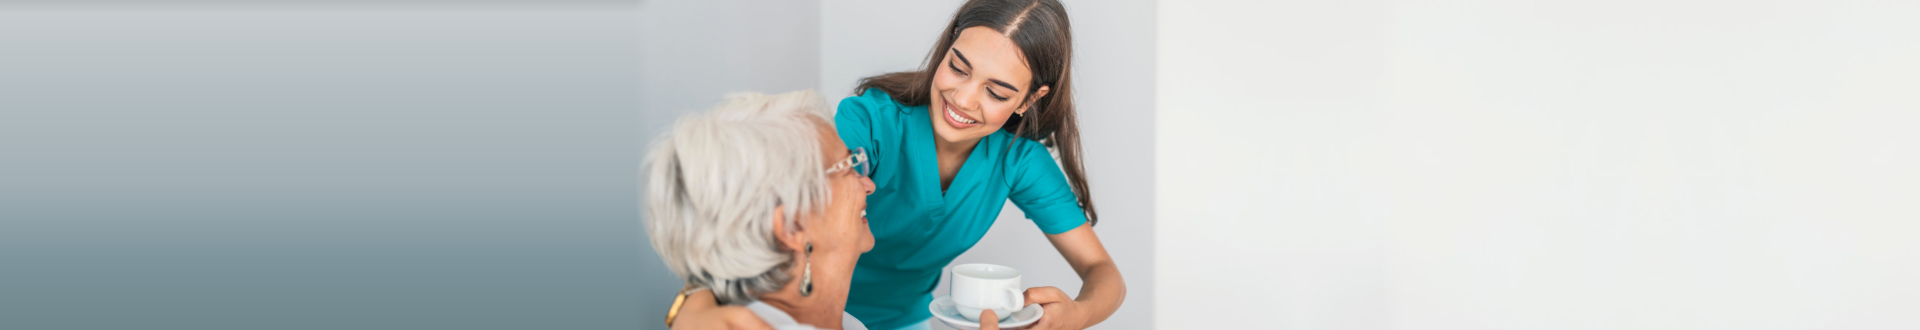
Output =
[
  {"x1": 723, "y1": 307, "x2": 773, "y2": 330},
  {"x1": 671, "y1": 305, "x2": 750, "y2": 330},
  {"x1": 1026, "y1": 302, "x2": 1065, "y2": 330},
  {"x1": 1020, "y1": 287, "x2": 1071, "y2": 330},
  {"x1": 1022, "y1": 286, "x2": 1072, "y2": 306},
  {"x1": 978, "y1": 309, "x2": 1000, "y2": 330}
]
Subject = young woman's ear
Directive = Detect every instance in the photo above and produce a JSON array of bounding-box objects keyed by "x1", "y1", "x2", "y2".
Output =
[{"x1": 1019, "y1": 85, "x2": 1052, "y2": 116}]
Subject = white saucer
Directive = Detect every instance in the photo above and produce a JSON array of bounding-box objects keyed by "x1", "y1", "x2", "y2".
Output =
[{"x1": 929, "y1": 295, "x2": 1043, "y2": 330}]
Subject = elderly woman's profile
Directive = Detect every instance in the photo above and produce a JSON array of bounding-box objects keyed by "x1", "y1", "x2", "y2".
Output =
[{"x1": 643, "y1": 90, "x2": 879, "y2": 330}]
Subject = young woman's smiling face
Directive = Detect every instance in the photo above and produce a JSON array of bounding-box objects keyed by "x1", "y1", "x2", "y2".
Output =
[{"x1": 929, "y1": 26, "x2": 1050, "y2": 145}]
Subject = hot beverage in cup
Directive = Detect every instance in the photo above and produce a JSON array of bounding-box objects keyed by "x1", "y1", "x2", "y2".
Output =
[{"x1": 950, "y1": 263, "x2": 1024, "y2": 322}]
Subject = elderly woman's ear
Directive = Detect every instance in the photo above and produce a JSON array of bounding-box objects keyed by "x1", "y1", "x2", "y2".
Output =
[{"x1": 768, "y1": 205, "x2": 810, "y2": 254}]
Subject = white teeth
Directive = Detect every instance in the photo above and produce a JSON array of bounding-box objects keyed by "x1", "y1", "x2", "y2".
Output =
[{"x1": 946, "y1": 107, "x2": 976, "y2": 124}]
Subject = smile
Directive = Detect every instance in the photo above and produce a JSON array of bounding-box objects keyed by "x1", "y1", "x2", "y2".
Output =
[{"x1": 944, "y1": 101, "x2": 979, "y2": 125}]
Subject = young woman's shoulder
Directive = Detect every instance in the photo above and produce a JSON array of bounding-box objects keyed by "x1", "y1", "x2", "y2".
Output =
[
  {"x1": 836, "y1": 88, "x2": 913, "y2": 119},
  {"x1": 834, "y1": 88, "x2": 913, "y2": 169},
  {"x1": 995, "y1": 132, "x2": 1088, "y2": 235},
  {"x1": 999, "y1": 132, "x2": 1049, "y2": 157},
  {"x1": 995, "y1": 133, "x2": 1059, "y2": 179}
]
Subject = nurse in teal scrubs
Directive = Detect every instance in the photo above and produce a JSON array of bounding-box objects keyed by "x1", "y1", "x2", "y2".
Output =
[
  {"x1": 836, "y1": 0, "x2": 1127, "y2": 328},
  {"x1": 672, "y1": 1, "x2": 1125, "y2": 329}
]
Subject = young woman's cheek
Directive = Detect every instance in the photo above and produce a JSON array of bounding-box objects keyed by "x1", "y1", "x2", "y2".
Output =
[
  {"x1": 987, "y1": 105, "x2": 1015, "y2": 126},
  {"x1": 930, "y1": 64, "x2": 961, "y2": 92}
]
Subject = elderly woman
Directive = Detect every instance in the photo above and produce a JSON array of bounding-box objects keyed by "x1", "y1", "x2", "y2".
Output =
[{"x1": 644, "y1": 91, "x2": 878, "y2": 330}]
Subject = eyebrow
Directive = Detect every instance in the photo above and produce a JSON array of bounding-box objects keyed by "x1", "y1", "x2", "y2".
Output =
[{"x1": 950, "y1": 48, "x2": 1021, "y2": 93}]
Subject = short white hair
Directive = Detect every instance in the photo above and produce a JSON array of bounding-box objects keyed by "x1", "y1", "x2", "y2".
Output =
[{"x1": 642, "y1": 90, "x2": 835, "y2": 304}]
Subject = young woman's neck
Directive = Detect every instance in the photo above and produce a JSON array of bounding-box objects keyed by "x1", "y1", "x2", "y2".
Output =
[
  {"x1": 932, "y1": 136, "x2": 981, "y2": 159},
  {"x1": 933, "y1": 136, "x2": 982, "y2": 192}
]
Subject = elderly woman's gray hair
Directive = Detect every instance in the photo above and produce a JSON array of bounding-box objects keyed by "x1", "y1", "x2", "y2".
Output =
[{"x1": 643, "y1": 90, "x2": 836, "y2": 304}]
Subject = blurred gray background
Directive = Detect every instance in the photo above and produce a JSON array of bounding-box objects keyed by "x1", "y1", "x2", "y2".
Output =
[{"x1": 2, "y1": 2, "x2": 649, "y2": 329}]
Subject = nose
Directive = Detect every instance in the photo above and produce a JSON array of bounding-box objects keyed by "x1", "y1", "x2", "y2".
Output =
[
  {"x1": 860, "y1": 176, "x2": 876, "y2": 195},
  {"x1": 949, "y1": 82, "x2": 980, "y2": 112}
]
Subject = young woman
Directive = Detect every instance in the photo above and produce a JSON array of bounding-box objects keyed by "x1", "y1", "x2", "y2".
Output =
[{"x1": 670, "y1": 1, "x2": 1124, "y2": 329}]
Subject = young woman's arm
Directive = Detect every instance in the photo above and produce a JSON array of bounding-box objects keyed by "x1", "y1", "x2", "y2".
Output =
[
  {"x1": 669, "y1": 289, "x2": 772, "y2": 330},
  {"x1": 1025, "y1": 222, "x2": 1126, "y2": 330}
]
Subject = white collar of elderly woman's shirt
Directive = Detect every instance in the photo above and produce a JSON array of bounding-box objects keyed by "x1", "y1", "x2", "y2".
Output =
[{"x1": 743, "y1": 301, "x2": 868, "y2": 330}]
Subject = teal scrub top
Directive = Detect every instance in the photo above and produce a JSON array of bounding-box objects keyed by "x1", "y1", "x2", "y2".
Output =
[{"x1": 835, "y1": 89, "x2": 1088, "y2": 329}]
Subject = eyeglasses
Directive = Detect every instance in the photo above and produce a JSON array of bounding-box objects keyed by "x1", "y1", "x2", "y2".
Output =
[{"x1": 825, "y1": 147, "x2": 871, "y2": 177}]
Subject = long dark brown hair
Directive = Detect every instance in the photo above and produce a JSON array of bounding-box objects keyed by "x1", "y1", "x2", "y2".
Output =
[{"x1": 853, "y1": 0, "x2": 1096, "y2": 225}]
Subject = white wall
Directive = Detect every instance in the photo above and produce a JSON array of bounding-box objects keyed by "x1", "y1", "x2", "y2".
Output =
[
  {"x1": 818, "y1": 0, "x2": 957, "y2": 99},
  {"x1": 821, "y1": 1, "x2": 1156, "y2": 329},
  {"x1": 641, "y1": 0, "x2": 820, "y2": 131},
  {"x1": 1158, "y1": 1, "x2": 1920, "y2": 329}
]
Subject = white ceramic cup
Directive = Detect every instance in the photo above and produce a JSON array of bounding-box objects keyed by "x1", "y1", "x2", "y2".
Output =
[{"x1": 951, "y1": 263, "x2": 1024, "y2": 322}]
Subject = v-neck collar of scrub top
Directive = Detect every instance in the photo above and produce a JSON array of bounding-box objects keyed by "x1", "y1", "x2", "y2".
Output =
[{"x1": 901, "y1": 101, "x2": 1001, "y2": 221}]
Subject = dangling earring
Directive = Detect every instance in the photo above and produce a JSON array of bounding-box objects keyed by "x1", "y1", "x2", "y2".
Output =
[{"x1": 799, "y1": 242, "x2": 813, "y2": 297}]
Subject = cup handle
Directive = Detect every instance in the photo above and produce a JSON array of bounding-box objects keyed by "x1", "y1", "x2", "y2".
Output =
[{"x1": 1004, "y1": 288, "x2": 1025, "y2": 311}]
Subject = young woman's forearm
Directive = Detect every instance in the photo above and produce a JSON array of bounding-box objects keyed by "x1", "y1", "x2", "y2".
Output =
[
  {"x1": 1073, "y1": 261, "x2": 1126, "y2": 326},
  {"x1": 671, "y1": 289, "x2": 773, "y2": 330},
  {"x1": 1046, "y1": 223, "x2": 1127, "y2": 328}
]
